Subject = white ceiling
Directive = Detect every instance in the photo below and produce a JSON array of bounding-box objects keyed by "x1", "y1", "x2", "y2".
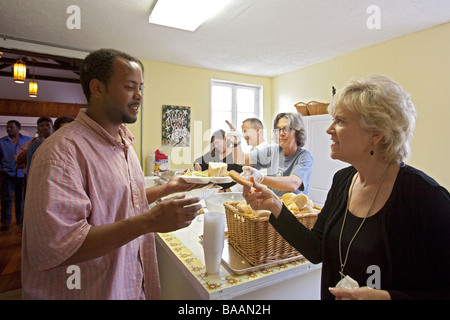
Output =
[{"x1": 1, "y1": 0, "x2": 449, "y2": 77}]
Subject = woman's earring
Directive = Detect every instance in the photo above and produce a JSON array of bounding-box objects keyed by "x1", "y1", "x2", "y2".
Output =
[{"x1": 370, "y1": 150, "x2": 374, "y2": 156}]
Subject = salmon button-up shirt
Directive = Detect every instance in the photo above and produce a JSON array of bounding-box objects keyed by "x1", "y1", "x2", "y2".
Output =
[{"x1": 22, "y1": 109, "x2": 160, "y2": 300}]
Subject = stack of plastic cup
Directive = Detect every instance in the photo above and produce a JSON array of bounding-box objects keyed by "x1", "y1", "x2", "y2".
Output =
[{"x1": 203, "y1": 211, "x2": 225, "y2": 274}]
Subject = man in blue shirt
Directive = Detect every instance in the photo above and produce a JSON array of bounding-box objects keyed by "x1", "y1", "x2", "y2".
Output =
[{"x1": 0, "y1": 120, "x2": 32, "y2": 230}]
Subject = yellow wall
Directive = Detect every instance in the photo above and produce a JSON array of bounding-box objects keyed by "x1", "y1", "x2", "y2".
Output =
[
  {"x1": 130, "y1": 61, "x2": 272, "y2": 173},
  {"x1": 273, "y1": 22, "x2": 450, "y2": 189},
  {"x1": 129, "y1": 22, "x2": 449, "y2": 189}
]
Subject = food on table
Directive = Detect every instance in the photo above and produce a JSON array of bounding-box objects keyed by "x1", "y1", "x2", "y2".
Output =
[
  {"x1": 230, "y1": 193, "x2": 318, "y2": 219},
  {"x1": 231, "y1": 200, "x2": 271, "y2": 220},
  {"x1": 183, "y1": 162, "x2": 229, "y2": 178},
  {"x1": 208, "y1": 162, "x2": 228, "y2": 177},
  {"x1": 183, "y1": 169, "x2": 209, "y2": 177},
  {"x1": 280, "y1": 193, "x2": 318, "y2": 217},
  {"x1": 228, "y1": 170, "x2": 253, "y2": 187},
  {"x1": 237, "y1": 201, "x2": 253, "y2": 214},
  {"x1": 182, "y1": 164, "x2": 232, "y2": 184}
]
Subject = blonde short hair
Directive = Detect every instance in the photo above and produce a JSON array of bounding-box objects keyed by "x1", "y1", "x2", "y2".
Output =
[{"x1": 328, "y1": 75, "x2": 417, "y2": 163}]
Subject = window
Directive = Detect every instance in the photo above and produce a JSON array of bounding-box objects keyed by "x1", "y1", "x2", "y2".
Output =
[{"x1": 210, "y1": 80, "x2": 262, "y2": 152}]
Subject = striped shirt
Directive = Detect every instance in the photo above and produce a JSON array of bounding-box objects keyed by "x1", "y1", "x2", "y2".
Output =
[{"x1": 22, "y1": 109, "x2": 160, "y2": 300}]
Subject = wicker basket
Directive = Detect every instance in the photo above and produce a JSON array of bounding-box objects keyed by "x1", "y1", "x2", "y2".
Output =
[
  {"x1": 306, "y1": 101, "x2": 329, "y2": 115},
  {"x1": 224, "y1": 202, "x2": 319, "y2": 266},
  {"x1": 294, "y1": 102, "x2": 309, "y2": 116}
]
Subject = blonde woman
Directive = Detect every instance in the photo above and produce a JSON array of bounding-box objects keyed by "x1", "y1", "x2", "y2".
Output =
[{"x1": 243, "y1": 75, "x2": 450, "y2": 300}]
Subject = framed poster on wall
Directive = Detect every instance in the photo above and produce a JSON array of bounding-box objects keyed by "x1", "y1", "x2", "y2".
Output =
[{"x1": 162, "y1": 105, "x2": 191, "y2": 147}]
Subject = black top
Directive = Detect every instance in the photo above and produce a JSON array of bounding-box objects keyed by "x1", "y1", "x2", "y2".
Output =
[
  {"x1": 194, "y1": 151, "x2": 243, "y2": 190},
  {"x1": 326, "y1": 210, "x2": 386, "y2": 289},
  {"x1": 270, "y1": 164, "x2": 450, "y2": 299}
]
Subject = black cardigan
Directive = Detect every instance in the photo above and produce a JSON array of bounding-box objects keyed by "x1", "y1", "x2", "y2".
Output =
[{"x1": 270, "y1": 165, "x2": 450, "y2": 300}]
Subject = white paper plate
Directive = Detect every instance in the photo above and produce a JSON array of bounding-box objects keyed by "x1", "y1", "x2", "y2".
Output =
[
  {"x1": 210, "y1": 176, "x2": 232, "y2": 184},
  {"x1": 180, "y1": 176, "x2": 211, "y2": 184}
]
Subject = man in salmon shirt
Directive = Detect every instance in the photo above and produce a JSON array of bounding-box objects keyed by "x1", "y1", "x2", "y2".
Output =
[{"x1": 22, "y1": 49, "x2": 202, "y2": 299}]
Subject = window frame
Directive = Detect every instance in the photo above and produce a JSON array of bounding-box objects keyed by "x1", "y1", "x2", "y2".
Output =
[{"x1": 210, "y1": 79, "x2": 262, "y2": 133}]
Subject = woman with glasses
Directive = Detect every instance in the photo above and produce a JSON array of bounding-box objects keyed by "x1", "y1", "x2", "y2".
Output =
[{"x1": 232, "y1": 112, "x2": 313, "y2": 197}]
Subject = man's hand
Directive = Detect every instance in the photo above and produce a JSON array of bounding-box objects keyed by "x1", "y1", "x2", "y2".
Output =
[
  {"x1": 165, "y1": 175, "x2": 206, "y2": 194},
  {"x1": 146, "y1": 174, "x2": 209, "y2": 205},
  {"x1": 225, "y1": 120, "x2": 242, "y2": 144},
  {"x1": 58, "y1": 195, "x2": 202, "y2": 267},
  {"x1": 145, "y1": 195, "x2": 202, "y2": 233},
  {"x1": 225, "y1": 120, "x2": 236, "y2": 131}
]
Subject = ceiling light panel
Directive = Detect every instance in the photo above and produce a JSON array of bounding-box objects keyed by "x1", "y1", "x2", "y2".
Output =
[{"x1": 149, "y1": 0, "x2": 232, "y2": 32}]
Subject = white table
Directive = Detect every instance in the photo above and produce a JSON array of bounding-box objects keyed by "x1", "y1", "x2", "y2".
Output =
[{"x1": 155, "y1": 205, "x2": 322, "y2": 300}]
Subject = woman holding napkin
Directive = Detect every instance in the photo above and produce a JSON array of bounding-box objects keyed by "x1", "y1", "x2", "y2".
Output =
[{"x1": 242, "y1": 75, "x2": 450, "y2": 300}]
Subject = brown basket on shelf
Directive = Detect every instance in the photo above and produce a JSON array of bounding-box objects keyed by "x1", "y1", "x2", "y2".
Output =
[
  {"x1": 224, "y1": 202, "x2": 320, "y2": 266},
  {"x1": 294, "y1": 102, "x2": 309, "y2": 116},
  {"x1": 306, "y1": 101, "x2": 329, "y2": 115}
]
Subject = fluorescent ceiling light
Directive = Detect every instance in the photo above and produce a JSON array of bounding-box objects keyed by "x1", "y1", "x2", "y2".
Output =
[{"x1": 149, "y1": 0, "x2": 232, "y2": 32}]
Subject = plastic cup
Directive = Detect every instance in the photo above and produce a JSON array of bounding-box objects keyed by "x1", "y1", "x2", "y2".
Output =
[{"x1": 203, "y1": 211, "x2": 225, "y2": 274}]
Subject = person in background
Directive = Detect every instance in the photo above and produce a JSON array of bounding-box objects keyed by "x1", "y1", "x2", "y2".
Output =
[
  {"x1": 236, "y1": 118, "x2": 268, "y2": 151},
  {"x1": 15, "y1": 116, "x2": 54, "y2": 234},
  {"x1": 22, "y1": 48, "x2": 203, "y2": 300},
  {"x1": 226, "y1": 118, "x2": 269, "y2": 176},
  {"x1": 26, "y1": 116, "x2": 73, "y2": 175},
  {"x1": 232, "y1": 112, "x2": 313, "y2": 197},
  {"x1": 194, "y1": 129, "x2": 243, "y2": 191},
  {"x1": 0, "y1": 120, "x2": 32, "y2": 231},
  {"x1": 16, "y1": 116, "x2": 54, "y2": 176},
  {"x1": 243, "y1": 74, "x2": 450, "y2": 300},
  {"x1": 53, "y1": 116, "x2": 75, "y2": 131}
]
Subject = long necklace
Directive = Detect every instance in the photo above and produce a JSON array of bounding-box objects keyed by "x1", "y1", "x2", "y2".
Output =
[{"x1": 338, "y1": 163, "x2": 392, "y2": 279}]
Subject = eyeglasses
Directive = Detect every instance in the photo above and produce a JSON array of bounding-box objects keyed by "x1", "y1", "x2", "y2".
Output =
[{"x1": 273, "y1": 127, "x2": 293, "y2": 135}]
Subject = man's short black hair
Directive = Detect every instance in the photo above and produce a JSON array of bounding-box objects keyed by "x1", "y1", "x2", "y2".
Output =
[
  {"x1": 7, "y1": 120, "x2": 21, "y2": 129},
  {"x1": 37, "y1": 116, "x2": 53, "y2": 125},
  {"x1": 79, "y1": 48, "x2": 142, "y2": 102}
]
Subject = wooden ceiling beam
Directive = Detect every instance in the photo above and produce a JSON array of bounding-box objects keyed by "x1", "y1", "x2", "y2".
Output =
[
  {"x1": 0, "y1": 71, "x2": 80, "y2": 84},
  {"x1": 0, "y1": 47, "x2": 83, "y2": 65},
  {"x1": 0, "y1": 57, "x2": 80, "y2": 72}
]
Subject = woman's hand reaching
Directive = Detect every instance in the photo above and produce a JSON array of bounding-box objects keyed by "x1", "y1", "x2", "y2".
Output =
[{"x1": 242, "y1": 178, "x2": 283, "y2": 218}]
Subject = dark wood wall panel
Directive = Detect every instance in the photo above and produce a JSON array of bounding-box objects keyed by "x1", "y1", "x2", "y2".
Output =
[{"x1": 0, "y1": 99, "x2": 86, "y2": 118}]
